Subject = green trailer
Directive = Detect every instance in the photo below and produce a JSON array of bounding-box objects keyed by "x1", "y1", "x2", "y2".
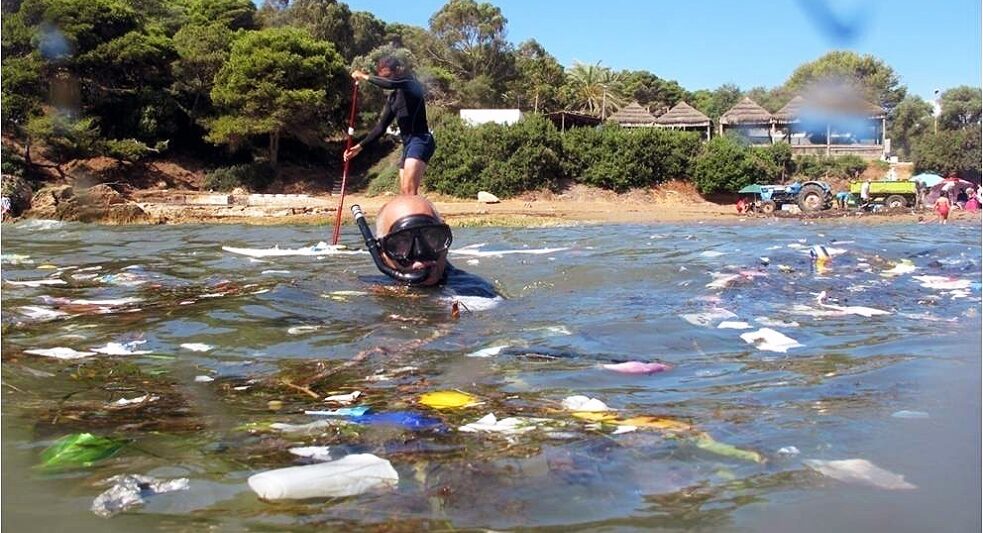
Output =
[{"x1": 849, "y1": 180, "x2": 918, "y2": 208}]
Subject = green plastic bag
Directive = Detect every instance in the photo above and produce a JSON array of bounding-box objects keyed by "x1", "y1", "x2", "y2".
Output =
[
  {"x1": 692, "y1": 433, "x2": 764, "y2": 463},
  {"x1": 39, "y1": 433, "x2": 125, "y2": 470}
]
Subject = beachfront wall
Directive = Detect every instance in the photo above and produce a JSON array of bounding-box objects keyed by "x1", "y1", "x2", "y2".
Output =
[
  {"x1": 772, "y1": 95, "x2": 887, "y2": 160},
  {"x1": 654, "y1": 101, "x2": 712, "y2": 140}
]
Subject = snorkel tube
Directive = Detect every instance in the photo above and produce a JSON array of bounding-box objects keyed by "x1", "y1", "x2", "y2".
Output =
[{"x1": 351, "y1": 204, "x2": 430, "y2": 285}]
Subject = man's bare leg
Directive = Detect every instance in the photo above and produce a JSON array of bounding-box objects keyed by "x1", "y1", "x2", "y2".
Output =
[{"x1": 400, "y1": 158, "x2": 427, "y2": 195}]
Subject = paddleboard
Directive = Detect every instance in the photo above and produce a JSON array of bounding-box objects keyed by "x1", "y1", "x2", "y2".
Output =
[{"x1": 222, "y1": 242, "x2": 365, "y2": 258}]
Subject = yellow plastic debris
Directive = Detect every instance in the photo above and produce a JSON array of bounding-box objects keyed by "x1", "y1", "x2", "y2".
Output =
[
  {"x1": 38, "y1": 264, "x2": 58, "y2": 270},
  {"x1": 619, "y1": 416, "x2": 692, "y2": 432},
  {"x1": 419, "y1": 390, "x2": 477, "y2": 409},
  {"x1": 571, "y1": 411, "x2": 619, "y2": 422}
]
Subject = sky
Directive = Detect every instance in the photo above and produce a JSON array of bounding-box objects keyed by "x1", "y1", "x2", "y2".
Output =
[{"x1": 341, "y1": 0, "x2": 982, "y2": 101}]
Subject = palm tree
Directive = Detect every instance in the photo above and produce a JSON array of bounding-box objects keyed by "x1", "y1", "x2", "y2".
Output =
[{"x1": 564, "y1": 61, "x2": 626, "y2": 118}]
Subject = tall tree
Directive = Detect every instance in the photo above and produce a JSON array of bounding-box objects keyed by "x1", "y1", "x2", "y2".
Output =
[
  {"x1": 691, "y1": 83, "x2": 742, "y2": 120},
  {"x1": 887, "y1": 95, "x2": 933, "y2": 160},
  {"x1": 207, "y1": 27, "x2": 347, "y2": 166},
  {"x1": 428, "y1": 0, "x2": 515, "y2": 107},
  {"x1": 784, "y1": 51, "x2": 906, "y2": 112},
  {"x1": 564, "y1": 61, "x2": 624, "y2": 118},
  {"x1": 506, "y1": 39, "x2": 564, "y2": 112},
  {"x1": 621, "y1": 70, "x2": 688, "y2": 112},
  {"x1": 273, "y1": 0, "x2": 359, "y2": 60},
  {"x1": 171, "y1": 23, "x2": 234, "y2": 125},
  {"x1": 938, "y1": 86, "x2": 982, "y2": 131}
]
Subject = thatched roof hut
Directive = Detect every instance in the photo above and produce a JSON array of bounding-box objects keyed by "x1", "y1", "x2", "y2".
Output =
[
  {"x1": 608, "y1": 102, "x2": 657, "y2": 127},
  {"x1": 774, "y1": 94, "x2": 885, "y2": 123},
  {"x1": 773, "y1": 95, "x2": 808, "y2": 124},
  {"x1": 719, "y1": 97, "x2": 773, "y2": 126},
  {"x1": 654, "y1": 101, "x2": 711, "y2": 128},
  {"x1": 654, "y1": 101, "x2": 712, "y2": 139}
]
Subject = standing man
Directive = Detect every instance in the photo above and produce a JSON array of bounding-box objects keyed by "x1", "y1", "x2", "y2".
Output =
[
  {"x1": 344, "y1": 56, "x2": 435, "y2": 196},
  {"x1": 860, "y1": 179, "x2": 871, "y2": 210}
]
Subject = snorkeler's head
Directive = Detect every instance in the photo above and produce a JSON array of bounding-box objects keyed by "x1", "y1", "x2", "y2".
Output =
[{"x1": 374, "y1": 196, "x2": 450, "y2": 286}]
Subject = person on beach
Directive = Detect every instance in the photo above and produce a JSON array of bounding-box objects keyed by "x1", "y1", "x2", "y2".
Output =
[
  {"x1": 352, "y1": 196, "x2": 498, "y2": 298},
  {"x1": 964, "y1": 188, "x2": 979, "y2": 213},
  {"x1": 344, "y1": 56, "x2": 435, "y2": 196},
  {"x1": 934, "y1": 193, "x2": 951, "y2": 224},
  {"x1": 859, "y1": 179, "x2": 871, "y2": 210}
]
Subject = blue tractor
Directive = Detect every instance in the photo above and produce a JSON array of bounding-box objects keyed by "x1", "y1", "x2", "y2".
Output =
[{"x1": 739, "y1": 181, "x2": 833, "y2": 214}]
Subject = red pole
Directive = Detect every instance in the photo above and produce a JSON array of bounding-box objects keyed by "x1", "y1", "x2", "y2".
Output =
[{"x1": 331, "y1": 80, "x2": 359, "y2": 245}]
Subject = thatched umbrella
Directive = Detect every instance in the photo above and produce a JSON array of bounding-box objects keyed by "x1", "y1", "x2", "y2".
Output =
[
  {"x1": 719, "y1": 97, "x2": 773, "y2": 126},
  {"x1": 773, "y1": 95, "x2": 808, "y2": 125},
  {"x1": 654, "y1": 101, "x2": 712, "y2": 139},
  {"x1": 608, "y1": 102, "x2": 657, "y2": 127}
]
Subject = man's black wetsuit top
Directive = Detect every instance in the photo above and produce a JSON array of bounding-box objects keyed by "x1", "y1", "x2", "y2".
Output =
[
  {"x1": 442, "y1": 263, "x2": 499, "y2": 299},
  {"x1": 361, "y1": 75, "x2": 429, "y2": 145}
]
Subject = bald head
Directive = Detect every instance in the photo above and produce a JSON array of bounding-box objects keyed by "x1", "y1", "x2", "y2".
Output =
[{"x1": 376, "y1": 195, "x2": 442, "y2": 235}]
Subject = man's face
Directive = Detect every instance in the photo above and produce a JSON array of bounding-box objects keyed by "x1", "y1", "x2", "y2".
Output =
[
  {"x1": 376, "y1": 63, "x2": 392, "y2": 78},
  {"x1": 380, "y1": 218, "x2": 450, "y2": 285}
]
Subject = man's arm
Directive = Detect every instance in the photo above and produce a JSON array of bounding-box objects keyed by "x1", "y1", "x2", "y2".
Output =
[
  {"x1": 366, "y1": 75, "x2": 413, "y2": 91},
  {"x1": 359, "y1": 98, "x2": 395, "y2": 147}
]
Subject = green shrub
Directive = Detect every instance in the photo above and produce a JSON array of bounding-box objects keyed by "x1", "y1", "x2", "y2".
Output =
[
  {"x1": 912, "y1": 125, "x2": 981, "y2": 179},
  {"x1": 691, "y1": 135, "x2": 758, "y2": 194},
  {"x1": 562, "y1": 125, "x2": 700, "y2": 191},
  {"x1": 427, "y1": 114, "x2": 565, "y2": 198},
  {"x1": 1, "y1": 145, "x2": 27, "y2": 177},
  {"x1": 203, "y1": 163, "x2": 274, "y2": 191},
  {"x1": 365, "y1": 164, "x2": 399, "y2": 196},
  {"x1": 795, "y1": 154, "x2": 868, "y2": 180}
]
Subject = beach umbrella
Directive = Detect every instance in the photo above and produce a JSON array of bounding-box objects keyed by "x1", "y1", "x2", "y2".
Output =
[
  {"x1": 910, "y1": 173, "x2": 943, "y2": 187},
  {"x1": 738, "y1": 184, "x2": 763, "y2": 194}
]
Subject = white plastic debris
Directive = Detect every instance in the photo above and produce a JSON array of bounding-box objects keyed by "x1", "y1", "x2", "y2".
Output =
[
  {"x1": 739, "y1": 328, "x2": 803, "y2": 353},
  {"x1": 450, "y1": 243, "x2": 569, "y2": 258},
  {"x1": 289, "y1": 446, "x2": 333, "y2": 462},
  {"x1": 91, "y1": 341, "x2": 152, "y2": 356},
  {"x1": 5, "y1": 279, "x2": 67, "y2": 287},
  {"x1": 287, "y1": 325, "x2": 322, "y2": 335},
  {"x1": 612, "y1": 425, "x2": 637, "y2": 435},
  {"x1": 561, "y1": 395, "x2": 612, "y2": 412},
  {"x1": 194, "y1": 375, "x2": 214, "y2": 383},
  {"x1": 91, "y1": 474, "x2": 189, "y2": 518},
  {"x1": 323, "y1": 391, "x2": 361, "y2": 404},
  {"x1": 891, "y1": 410, "x2": 929, "y2": 419},
  {"x1": 700, "y1": 250, "x2": 726, "y2": 258},
  {"x1": 180, "y1": 343, "x2": 213, "y2": 352},
  {"x1": 248, "y1": 453, "x2": 398, "y2": 500},
  {"x1": 458, "y1": 413, "x2": 538, "y2": 435},
  {"x1": 777, "y1": 446, "x2": 801, "y2": 456},
  {"x1": 882, "y1": 261, "x2": 916, "y2": 277},
  {"x1": 681, "y1": 308, "x2": 737, "y2": 327},
  {"x1": 803, "y1": 458, "x2": 916, "y2": 490},
  {"x1": 24, "y1": 347, "x2": 96, "y2": 359},
  {"x1": 19, "y1": 306, "x2": 69, "y2": 320},
  {"x1": 467, "y1": 345, "x2": 508, "y2": 358},
  {"x1": 717, "y1": 321, "x2": 752, "y2": 330},
  {"x1": 110, "y1": 395, "x2": 158, "y2": 407},
  {"x1": 912, "y1": 275, "x2": 972, "y2": 290}
]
